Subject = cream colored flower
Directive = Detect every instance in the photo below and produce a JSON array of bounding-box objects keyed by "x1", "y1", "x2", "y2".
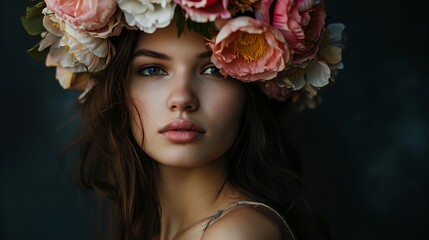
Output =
[
  {"x1": 319, "y1": 23, "x2": 346, "y2": 69},
  {"x1": 45, "y1": 58, "x2": 91, "y2": 91},
  {"x1": 305, "y1": 60, "x2": 331, "y2": 88},
  {"x1": 39, "y1": 9, "x2": 113, "y2": 88},
  {"x1": 117, "y1": 0, "x2": 175, "y2": 33},
  {"x1": 260, "y1": 60, "x2": 330, "y2": 101}
]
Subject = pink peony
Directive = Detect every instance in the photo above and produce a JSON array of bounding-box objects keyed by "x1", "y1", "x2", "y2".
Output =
[
  {"x1": 45, "y1": 0, "x2": 121, "y2": 37},
  {"x1": 258, "y1": 0, "x2": 326, "y2": 64},
  {"x1": 174, "y1": 0, "x2": 231, "y2": 22},
  {"x1": 208, "y1": 17, "x2": 290, "y2": 81}
]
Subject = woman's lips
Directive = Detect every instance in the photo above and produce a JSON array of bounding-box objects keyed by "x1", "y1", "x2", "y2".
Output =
[
  {"x1": 159, "y1": 119, "x2": 205, "y2": 143},
  {"x1": 162, "y1": 131, "x2": 203, "y2": 143}
]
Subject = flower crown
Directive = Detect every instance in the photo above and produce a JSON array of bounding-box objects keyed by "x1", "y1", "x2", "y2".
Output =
[{"x1": 22, "y1": 0, "x2": 345, "y2": 109}]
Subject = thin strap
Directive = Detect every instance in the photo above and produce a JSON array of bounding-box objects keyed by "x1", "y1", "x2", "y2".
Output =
[{"x1": 201, "y1": 200, "x2": 296, "y2": 240}]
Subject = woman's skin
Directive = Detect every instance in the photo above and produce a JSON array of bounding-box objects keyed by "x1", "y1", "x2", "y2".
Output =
[{"x1": 128, "y1": 23, "x2": 283, "y2": 240}]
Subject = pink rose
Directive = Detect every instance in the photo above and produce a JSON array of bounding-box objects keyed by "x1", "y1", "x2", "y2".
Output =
[
  {"x1": 45, "y1": 0, "x2": 121, "y2": 37},
  {"x1": 258, "y1": 0, "x2": 326, "y2": 64},
  {"x1": 174, "y1": 0, "x2": 231, "y2": 22},
  {"x1": 208, "y1": 17, "x2": 290, "y2": 81}
]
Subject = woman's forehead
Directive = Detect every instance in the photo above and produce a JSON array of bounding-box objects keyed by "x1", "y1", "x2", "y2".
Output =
[{"x1": 135, "y1": 23, "x2": 209, "y2": 54}]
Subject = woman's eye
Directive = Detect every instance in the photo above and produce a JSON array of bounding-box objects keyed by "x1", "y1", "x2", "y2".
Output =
[
  {"x1": 202, "y1": 66, "x2": 223, "y2": 78},
  {"x1": 139, "y1": 66, "x2": 167, "y2": 76}
]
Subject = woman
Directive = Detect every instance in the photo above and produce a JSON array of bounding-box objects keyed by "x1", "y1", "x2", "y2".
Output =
[{"x1": 22, "y1": 0, "x2": 345, "y2": 239}]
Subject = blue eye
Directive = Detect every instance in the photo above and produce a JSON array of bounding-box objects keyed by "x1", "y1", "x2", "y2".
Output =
[
  {"x1": 202, "y1": 65, "x2": 223, "y2": 78},
  {"x1": 139, "y1": 66, "x2": 167, "y2": 76}
]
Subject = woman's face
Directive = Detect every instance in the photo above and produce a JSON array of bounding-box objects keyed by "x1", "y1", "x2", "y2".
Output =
[{"x1": 128, "y1": 23, "x2": 246, "y2": 168}]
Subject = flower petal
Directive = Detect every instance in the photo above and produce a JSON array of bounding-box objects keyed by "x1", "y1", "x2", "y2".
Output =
[{"x1": 306, "y1": 60, "x2": 330, "y2": 88}]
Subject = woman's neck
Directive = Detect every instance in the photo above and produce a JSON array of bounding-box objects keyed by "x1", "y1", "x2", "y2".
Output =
[{"x1": 155, "y1": 158, "x2": 241, "y2": 239}]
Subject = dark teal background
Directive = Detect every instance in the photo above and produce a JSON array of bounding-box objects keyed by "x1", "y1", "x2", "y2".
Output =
[{"x1": 1, "y1": 1, "x2": 428, "y2": 239}]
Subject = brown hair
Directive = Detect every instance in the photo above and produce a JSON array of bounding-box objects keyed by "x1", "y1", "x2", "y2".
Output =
[{"x1": 78, "y1": 29, "x2": 328, "y2": 240}]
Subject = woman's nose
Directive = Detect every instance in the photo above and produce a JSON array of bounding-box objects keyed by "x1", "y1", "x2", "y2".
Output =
[{"x1": 166, "y1": 78, "x2": 199, "y2": 112}]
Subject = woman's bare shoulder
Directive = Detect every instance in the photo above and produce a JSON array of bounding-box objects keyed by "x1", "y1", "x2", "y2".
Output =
[{"x1": 201, "y1": 206, "x2": 284, "y2": 240}]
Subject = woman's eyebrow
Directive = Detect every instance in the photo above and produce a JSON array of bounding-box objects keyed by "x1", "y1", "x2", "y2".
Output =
[
  {"x1": 132, "y1": 49, "x2": 170, "y2": 60},
  {"x1": 132, "y1": 49, "x2": 212, "y2": 59},
  {"x1": 198, "y1": 50, "x2": 212, "y2": 58}
]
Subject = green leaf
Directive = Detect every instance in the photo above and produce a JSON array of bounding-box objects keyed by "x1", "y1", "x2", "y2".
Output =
[
  {"x1": 173, "y1": 6, "x2": 216, "y2": 39},
  {"x1": 21, "y1": 2, "x2": 46, "y2": 36},
  {"x1": 174, "y1": 7, "x2": 185, "y2": 38},
  {"x1": 186, "y1": 20, "x2": 216, "y2": 39},
  {"x1": 27, "y1": 42, "x2": 49, "y2": 61},
  {"x1": 21, "y1": 15, "x2": 45, "y2": 36}
]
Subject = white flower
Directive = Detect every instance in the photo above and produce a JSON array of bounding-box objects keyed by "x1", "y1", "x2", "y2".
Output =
[
  {"x1": 39, "y1": 9, "x2": 113, "y2": 88},
  {"x1": 319, "y1": 23, "x2": 346, "y2": 68},
  {"x1": 117, "y1": 0, "x2": 176, "y2": 33},
  {"x1": 270, "y1": 60, "x2": 330, "y2": 101},
  {"x1": 305, "y1": 60, "x2": 331, "y2": 88},
  {"x1": 277, "y1": 64, "x2": 307, "y2": 91}
]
